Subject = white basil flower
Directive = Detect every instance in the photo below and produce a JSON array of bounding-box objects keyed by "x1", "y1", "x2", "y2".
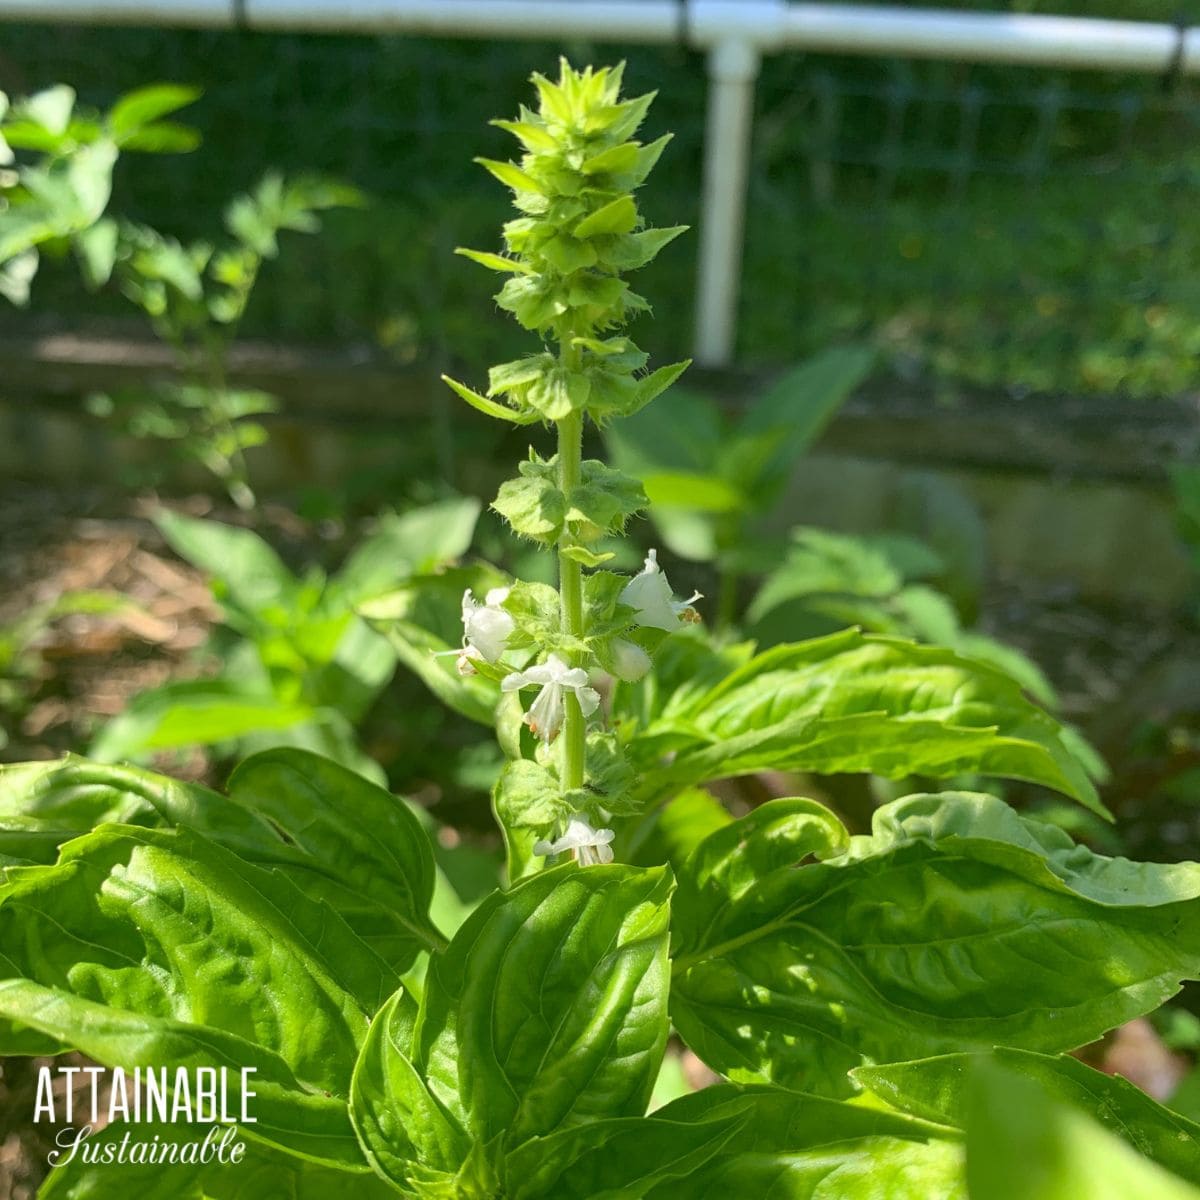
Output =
[
  {"x1": 534, "y1": 813, "x2": 615, "y2": 866},
  {"x1": 500, "y1": 653, "x2": 600, "y2": 743},
  {"x1": 434, "y1": 587, "x2": 515, "y2": 676},
  {"x1": 610, "y1": 637, "x2": 652, "y2": 682},
  {"x1": 462, "y1": 587, "x2": 514, "y2": 661},
  {"x1": 620, "y1": 549, "x2": 702, "y2": 632}
]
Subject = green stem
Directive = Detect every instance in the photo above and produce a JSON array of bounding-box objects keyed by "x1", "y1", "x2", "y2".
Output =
[
  {"x1": 557, "y1": 405, "x2": 586, "y2": 792},
  {"x1": 204, "y1": 339, "x2": 255, "y2": 511}
]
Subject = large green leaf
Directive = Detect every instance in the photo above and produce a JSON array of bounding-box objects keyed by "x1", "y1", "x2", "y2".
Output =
[
  {"x1": 0, "y1": 757, "x2": 155, "y2": 836},
  {"x1": 625, "y1": 630, "x2": 1104, "y2": 817},
  {"x1": 0, "y1": 824, "x2": 391, "y2": 1166},
  {"x1": 670, "y1": 792, "x2": 1200, "y2": 1097},
  {"x1": 416, "y1": 864, "x2": 673, "y2": 1147},
  {"x1": 336, "y1": 495, "x2": 482, "y2": 603},
  {"x1": 38, "y1": 1120, "x2": 398, "y2": 1199},
  {"x1": 645, "y1": 1084, "x2": 964, "y2": 1198},
  {"x1": 89, "y1": 679, "x2": 316, "y2": 761},
  {"x1": 740, "y1": 344, "x2": 875, "y2": 490},
  {"x1": 154, "y1": 510, "x2": 297, "y2": 615},
  {"x1": 854, "y1": 1048, "x2": 1200, "y2": 1187},
  {"x1": 226, "y1": 748, "x2": 443, "y2": 956},
  {"x1": 0, "y1": 751, "x2": 442, "y2": 968},
  {"x1": 501, "y1": 1109, "x2": 742, "y2": 1200},
  {"x1": 965, "y1": 1060, "x2": 1200, "y2": 1200},
  {"x1": 348, "y1": 866, "x2": 674, "y2": 1191},
  {"x1": 350, "y1": 988, "x2": 468, "y2": 1190}
]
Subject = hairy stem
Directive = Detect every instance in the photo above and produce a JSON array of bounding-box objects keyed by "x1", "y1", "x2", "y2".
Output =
[{"x1": 557, "y1": 405, "x2": 586, "y2": 792}]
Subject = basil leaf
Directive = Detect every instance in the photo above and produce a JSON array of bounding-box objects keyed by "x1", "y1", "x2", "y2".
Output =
[
  {"x1": 350, "y1": 988, "x2": 468, "y2": 1191},
  {"x1": 647, "y1": 1084, "x2": 964, "y2": 1198},
  {"x1": 966, "y1": 1060, "x2": 1200, "y2": 1200},
  {"x1": 416, "y1": 864, "x2": 673, "y2": 1146},
  {"x1": 0, "y1": 824, "x2": 391, "y2": 1166},
  {"x1": 0, "y1": 752, "x2": 444, "y2": 967},
  {"x1": 503, "y1": 1110, "x2": 741, "y2": 1199},
  {"x1": 627, "y1": 630, "x2": 1105, "y2": 817},
  {"x1": 226, "y1": 748, "x2": 443, "y2": 960},
  {"x1": 854, "y1": 1048, "x2": 1200, "y2": 1188},
  {"x1": 672, "y1": 792, "x2": 1200, "y2": 1096}
]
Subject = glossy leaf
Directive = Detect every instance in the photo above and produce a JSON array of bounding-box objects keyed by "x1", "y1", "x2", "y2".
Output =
[
  {"x1": 39, "y1": 1122, "x2": 396, "y2": 1199},
  {"x1": 0, "y1": 824, "x2": 390, "y2": 1166},
  {"x1": 671, "y1": 792, "x2": 1200, "y2": 1097},
  {"x1": 645, "y1": 1084, "x2": 964, "y2": 1198},
  {"x1": 0, "y1": 751, "x2": 442, "y2": 968},
  {"x1": 225, "y1": 748, "x2": 444, "y2": 958},
  {"x1": 672, "y1": 798, "x2": 848, "y2": 932},
  {"x1": 854, "y1": 1048, "x2": 1200, "y2": 1187},
  {"x1": 966, "y1": 1061, "x2": 1200, "y2": 1200},
  {"x1": 503, "y1": 1109, "x2": 742, "y2": 1200},
  {"x1": 415, "y1": 864, "x2": 673, "y2": 1146},
  {"x1": 351, "y1": 988, "x2": 469, "y2": 1190},
  {"x1": 626, "y1": 630, "x2": 1105, "y2": 816}
]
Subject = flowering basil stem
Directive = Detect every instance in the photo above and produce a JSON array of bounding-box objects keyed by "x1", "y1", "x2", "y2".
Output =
[{"x1": 445, "y1": 60, "x2": 694, "y2": 871}]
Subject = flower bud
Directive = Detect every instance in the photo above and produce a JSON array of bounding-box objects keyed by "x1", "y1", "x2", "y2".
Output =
[{"x1": 610, "y1": 638, "x2": 652, "y2": 682}]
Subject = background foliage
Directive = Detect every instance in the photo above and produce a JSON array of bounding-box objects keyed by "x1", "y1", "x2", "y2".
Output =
[{"x1": 3, "y1": 2, "x2": 1200, "y2": 395}]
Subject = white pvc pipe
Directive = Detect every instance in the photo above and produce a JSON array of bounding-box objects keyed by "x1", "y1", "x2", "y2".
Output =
[
  {"x1": 7, "y1": 0, "x2": 1200, "y2": 75},
  {"x1": 5, "y1": 0, "x2": 1200, "y2": 368},
  {"x1": 0, "y1": 0, "x2": 230, "y2": 22},
  {"x1": 693, "y1": 39, "x2": 760, "y2": 369},
  {"x1": 246, "y1": 0, "x2": 680, "y2": 39},
  {"x1": 780, "y1": 5, "x2": 1200, "y2": 73}
]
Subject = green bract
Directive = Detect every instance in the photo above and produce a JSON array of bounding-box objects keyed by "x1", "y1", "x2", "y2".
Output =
[
  {"x1": 441, "y1": 60, "x2": 695, "y2": 848},
  {"x1": 444, "y1": 60, "x2": 689, "y2": 431}
]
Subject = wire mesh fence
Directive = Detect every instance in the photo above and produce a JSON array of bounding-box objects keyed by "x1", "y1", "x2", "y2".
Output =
[{"x1": 3, "y1": 18, "x2": 1200, "y2": 398}]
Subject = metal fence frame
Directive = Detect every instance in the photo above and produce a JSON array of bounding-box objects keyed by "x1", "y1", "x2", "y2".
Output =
[{"x1": 3, "y1": 0, "x2": 1200, "y2": 365}]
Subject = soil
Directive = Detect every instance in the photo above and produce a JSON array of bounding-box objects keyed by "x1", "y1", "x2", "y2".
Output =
[{"x1": 0, "y1": 484, "x2": 217, "y2": 769}]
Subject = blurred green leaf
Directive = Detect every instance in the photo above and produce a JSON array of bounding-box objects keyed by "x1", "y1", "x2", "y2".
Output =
[
  {"x1": 642, "y1": 471, "x2": 745, "y2": 513},
  {"x1": 857, "y1": 1048, "x2": 1200, "y2": 1188},
  {"x1": 966, "y1": 1061, "x2": 1200, "y2": 1200},
  {"x1": 107, "y1": 83, "x2": 201, "y2": 138},
  {"x1": 89, "y1": 679, "x2": 316, "y2": 759}
]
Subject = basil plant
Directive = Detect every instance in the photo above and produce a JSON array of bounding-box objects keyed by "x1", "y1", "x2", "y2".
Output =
[{"x1": 3, "y1": 62, "x2": 1200, "y2": 1199}]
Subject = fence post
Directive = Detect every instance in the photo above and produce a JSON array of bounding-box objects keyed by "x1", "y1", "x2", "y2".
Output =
[{"x1": 693, "y1": 38, "x2": 761, "y2": 367}]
